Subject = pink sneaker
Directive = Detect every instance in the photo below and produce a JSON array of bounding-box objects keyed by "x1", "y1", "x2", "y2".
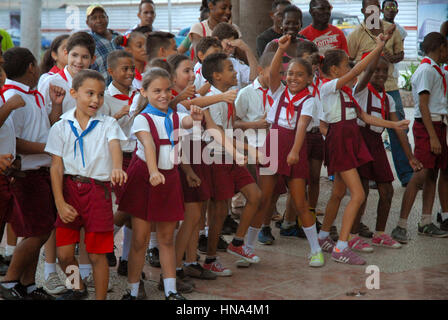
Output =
[
  {"x1": 318, "y1": 237, "x2": 335, "y2": 253},
  {"x1": 372, "y1": 233, "x2": 402, "y2": 249},
  {"x1": 203, "y1": 258, "x2": 232, "y2": 277},
  {"x1": 331, "y1": 247, "x2": 366, "y2": 265},
  {"x1": 348, "y1": 236, "x2": 374, "y2": 253},
  {"x1": 227, "y1": 243, "x2": 260, "y2": 263}
]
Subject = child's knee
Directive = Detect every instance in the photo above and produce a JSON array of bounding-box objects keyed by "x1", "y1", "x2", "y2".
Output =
[
  {"x1": 379, "y1": 184, "x2": 394, "y2": 203},
  {"x1": 351, "y1": 188, "x2": 365, "y2": 204},
  {"x1": 57, "y1": 248, "x2": 75, "y2": 266},
  {"x1": 157, "y1": 233, "x2": 174, "y2": 247},
  {"x1": 88, "y1": 253, "x2": 106, "y2": 265},
  {"x1": 132, "y1": 233, "x2": 149, "y2": 252},
  {"x1": 247, "y1": 186, "x2": 262, "y2": 206}
]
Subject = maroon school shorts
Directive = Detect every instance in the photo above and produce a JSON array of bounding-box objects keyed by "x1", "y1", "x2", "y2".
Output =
[
  {"x1": 210, "y1": 163, "x2": 255, "y2": 201},
  {"x1": 0, "y1": 175, "x2": 14, "y2": 227},
  {"x1": 306, "y1": 130, "x2": 325, "y2": 161},
  {"x1": 413, "y1": 120, "x2": 448, "y2": 170}
]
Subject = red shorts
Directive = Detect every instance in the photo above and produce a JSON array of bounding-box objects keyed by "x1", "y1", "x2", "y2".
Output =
[
  {"x1": 180, "y1": 163, "x2": 212, "y2": 203},
  {"x1": 306, "y1": 131, "x2": 325, "y2": 161},
  {"x1": 54, "y1": 176, "x2": 114, "y2": 233},
  {"x1": 114, "y1": 152, "x2": 134, "y2": 205},
  {"x1": 0, "y1": 175, "x2": 14, "y2": 227},
  {"x1": 210, "y1": 163, "x2": 255, "y2": 201},
  {"x1": 55, "y1": 227, "x2": 113, "y2": 254},
  {"x1": 413, "y1": 120, "x2": 448, "y2": 170},
  {"x1": 10, "y1": 169, "x2": 56, "y2": 237}
]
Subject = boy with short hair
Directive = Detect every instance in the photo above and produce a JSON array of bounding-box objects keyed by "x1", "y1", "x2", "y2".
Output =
[
  {"x1": 146, "y1": 31, "x2": 177, "y2": 61},
  {"x1": 194, "y1": 37, "x2": 222, "y2": 93},
  {"x1": 211, "y1": 22, "x2": 259, "y2": 89},
  {"x1": 201, "y1": 53, "x2": 262, "y2": 276},
  {"x1": 45, "y1": 69, "x2": 127, "y2": 300}
]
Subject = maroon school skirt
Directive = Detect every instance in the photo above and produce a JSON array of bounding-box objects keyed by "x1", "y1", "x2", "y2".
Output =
[
  {"x1": 210, "y1": 163, "x2": 255, "y2": 201},
  {"x1": 324, "y1": 119, "x2": 373, "y2": 176},
  {"x1": 255, "y1": 165, "x2": 287, "y2": 195},
  {"x1": 10, "y1": 169, "x2": 56, "y2": 237},
  {"x1": 119, "y1": 157, "x2": 184, "y2": 222},
  {"x1": 413, "y1": 120, "x2": 448, "y2": 170},
  {"x1": 114, "y1": 152, "x2": 135, "y2": 205},
  {"x1": 357, "y1": 127, "x2": 394, "y2": 183},
  {"x1": 54, "y1": 176, "x2": 114, "y2": 233},
  {"x1": 306, "y1": 130, "x2": 325, "y2": 161},
  {"x1": 260, "y1": 125, "x2": 309, "y2": 180},
  {"x1": 0, "y1": 175, "x2": 14, "y2": 227}
]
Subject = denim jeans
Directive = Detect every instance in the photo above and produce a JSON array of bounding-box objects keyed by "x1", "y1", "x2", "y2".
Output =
[{"x1": 386, "y1": 90, "x2": 414, "y2": 186}]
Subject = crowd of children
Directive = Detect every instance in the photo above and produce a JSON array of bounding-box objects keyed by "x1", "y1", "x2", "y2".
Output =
[{"x1": 0, "y1": 0, "x2": 447, "y2": 300}]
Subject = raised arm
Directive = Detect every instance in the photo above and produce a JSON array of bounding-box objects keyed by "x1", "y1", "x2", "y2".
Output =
[{"x1": 270, "y1": 35, "x2": 290, "y2": 93}]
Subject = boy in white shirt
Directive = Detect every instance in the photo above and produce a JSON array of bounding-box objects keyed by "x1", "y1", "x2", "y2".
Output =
[
  {"x1": 193, "y1": 36, "x2": 222, "y2": 94},
  {"x1": 0, "y1": 47, "x2": 64, "y2": 300},
  {"x1": 45, "y1": 70, "x2": 127, "y2": 300}
]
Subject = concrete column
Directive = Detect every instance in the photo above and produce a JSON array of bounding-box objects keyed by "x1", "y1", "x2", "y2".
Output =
[
  {"x1": 20, "y1": 0, "x2": 42, "y2": 59},
  {"x1": 236, "y1": 0, "x2": 273, "y2": 54},
  {"x1": 231, "y1": 0, "x2": 240, "y2": 27}
]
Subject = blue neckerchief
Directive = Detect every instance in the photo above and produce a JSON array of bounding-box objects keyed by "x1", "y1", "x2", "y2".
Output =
[
  {"x1": 68, "y1": 119, "x2": 100, "y2": 168},
  {"x1": 142, "y1": 104, "x2": 175, "y2": 147}
]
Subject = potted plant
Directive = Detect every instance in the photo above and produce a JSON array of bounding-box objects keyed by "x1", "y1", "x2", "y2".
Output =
[{"x1": 399, "y1": 60, "x2": 419, "y2": 108}]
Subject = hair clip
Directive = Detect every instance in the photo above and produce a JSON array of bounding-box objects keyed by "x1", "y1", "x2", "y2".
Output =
[{"x1": 121, "y1": 34, "x2": 129, "y2": 47}]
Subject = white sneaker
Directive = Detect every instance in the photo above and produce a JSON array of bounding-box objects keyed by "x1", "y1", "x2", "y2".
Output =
[
  {"x1": 43, "y1": 272, "x2": 67, "y2": 295},
  {"x1": 84, "y1": 273, "x2": 113, "y2": 292}
]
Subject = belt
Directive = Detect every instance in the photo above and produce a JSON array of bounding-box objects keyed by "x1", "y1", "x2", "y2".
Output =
[
  {"x1": 308, "y1": 127, "x2": 321, "y2": 134},
  {"x1": 415, "y1": 115, "x2": 447, "y2": 123},
  {"x1": 66, "y1": 175, "x2": 111, "y2": 200},
  {"x1": 22, "y1": 167, "x2": 50, "y2": 176},
  {"x1": 123, "y1": 152, "x2": 133, "y2": 159}
]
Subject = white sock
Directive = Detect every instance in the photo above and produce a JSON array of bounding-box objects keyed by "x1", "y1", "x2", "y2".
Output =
[
  {"x1": 1, "y1": 281, "x2": 18, "y2": 289},
  {"x1": 318, "y1": 230, "x2": 330, "y2": 240},
  {"x1": 149, "y1": 232, "x2": 158, "y2": 249},
  {"x1": 113, "y1": 225, "x2": 121, "y2": 237},
  {"x1": 397, "y1": 218, "x2": 408, "y2": 229},
  {"x1": 302, "y1": 224, "x2": 322, "y2": 254},
  {"x1": 246, "y1": 226, "x2": 260, "y2": 250},
  {"x1": 44, "y1": 262, "x2": 56, "y2": 281},
  {"x1": 183, "y1": 261, "x2": 198, "y2": 267},
  {"x1": 79, "y1": 264, "x2": 92, "y2": 279},
  {"x1": 420, "y1": 214, "x2": 432, "y2": 226},
  {"x1": 121, "y1": 226, "x2": 132, "y2": 261},
  {"x1": 441, "y1": 212, "x2": 448, "y2": 221},
  {"x1": 5, "y1": 245, "x2": 15, "y2": 257},
  {"x1": 176, "y1": 267, "x2": 183, "y2": 271},
  {"x1": 335, "y1": 240, "x2": 348, "y2": 251},
  {"x1": 199, "y1": 229, "x2": 206, "y2": 236},
  {"x1": 205, "y1": 226, "x2": 209, "y2": 237},
  {"x1": 26, "y1": 284, "x2": 36, "y2": 294},
  {"x1": 163, "y1": 277, "x2": 177, "y2": 297},
  {"x1": 128, "y1": 282, "x2": 139, "y2": 297}
]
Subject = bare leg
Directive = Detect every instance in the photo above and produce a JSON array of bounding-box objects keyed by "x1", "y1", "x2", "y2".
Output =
[
  {"x1": 321, "y1": 173, "x2": 346, "y2": 232},
  {"x1": 128, "y1": 217, "x2": 150, "y2": 284},
  {"x1": 175, "y1": 202, "x2": 202, "y2": 268},
  {"x1": 157, "y1": 221, "x2": 177, "y2": 279},
  {"x1": 88, "y1": 253, "x2": 108, "y2": 300}
]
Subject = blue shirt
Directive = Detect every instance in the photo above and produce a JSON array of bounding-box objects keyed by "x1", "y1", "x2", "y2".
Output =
[{"x1": 90, "y1": 30, "x2": 122, "y2": 85}]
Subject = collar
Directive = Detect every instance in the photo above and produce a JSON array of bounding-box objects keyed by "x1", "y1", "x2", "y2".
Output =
[
  {"x1": 422, "y1": 56, "x2": 437, "y2": 66},
  {"x1": 108, "y1": 82, "x2": 137, "y2": 97},
  {"x1": 61, "y1": 107, "x2": 105, "y2": 130},
  {"x1": 209, "y1": 85, "x2": 224, "y2": 95},
  {"x1": 4, "y1": 79, "x2": 30, "y2": 91},
  {"x1": 194, "y1": 62, "x2": 202, "y2": 74},
  {"x1": 61, "y1": 66, "x2": 73, "y2": 84},
  {"x1": 252, "y1": 77, "x2": 266, "y2": 91}
]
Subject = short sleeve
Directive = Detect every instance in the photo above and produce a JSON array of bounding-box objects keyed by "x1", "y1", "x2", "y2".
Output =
[
  {"x1": 10, "y1": 108, "x2": 25, "y2": 138},
  {"x1": 189, "y1": 22, "x2": 205, "y2": 38},
  {"x1": 301, "y1": 97, "x2": 316, "y2": 118},
  {"x1": 178, "y1": 112, "x2": 189, "y2": 129},
  {"x1": 320, "y1": 79, "x2": 338, "y2": 96},
  {"x1": 105, "y1": 117, "x2": 127, "y2": 142},
  {"x1": 412, "y1": 67, "x2": 434, "y2": 95},
  {"x1": 234, "y1": 89, "x2": 249, "y2": 120},
  {"x1": 129, "y1": 92, "x2": 142, "y2": 117},
  {"x1": 209, "y1": 103, "x2": 224, "y2": 128},
  {"x1": 387, "y1": 94, "x2": 396, "y2": 113},
  {"x1": 132, "y1": 114, "x2": 150, "y2": 135},
  {"x1": 238, "y1": 62, "x2": 250, "y2": 85},
  {"x1": 44, "y1": 122, "x2": 64, "y2": 157}
]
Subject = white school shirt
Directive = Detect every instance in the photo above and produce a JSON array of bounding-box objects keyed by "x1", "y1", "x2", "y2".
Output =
[
  {"x1": 266, "y1": 83, "x2": 316, "y2": 130},
  {"x1": 411, "y1": 56, "x2": 448, "y2": 118},
  {"x1": 102, "y1": 83, "x2": 139, "y2": 153},
  {"x1": 229, "y1": 57, "x2": 250, "y2": 89},
  {"x1": 0, "y1": 100, "x2": 16, "y2": 158},
  {"x1": 194, "y1": 62, "x2": 207, "y2": 91},
  {"x1": 132, "y1": 77, "x2": 142, "y2": 90},
  {"x1": 355, "y1": 86, "x2": 396, "y2": 134},
  {"x1": 38, "y1": 66, "x2": 77, "y2": 115},
  {"x1": 319, "y1": 79, "x2": 358, "y2": 124},
  {"x1": 307, "y1": 76, "x2": 324, "y2": 131},
  {"x1": 3, "y1": 79, "x2": 52, "y2": 170},
  {"x1": 45, "y1": 108, "x2": 126, "y2": 181},
  {"x1": 132, "y1": 111, "x2": 188, "y2": 170},
  {"x1": 235, "y1": 78, "x2": 272, "y2": 147}
]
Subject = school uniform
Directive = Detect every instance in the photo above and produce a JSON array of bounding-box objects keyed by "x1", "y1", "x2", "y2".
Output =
[
  {"x1": 306, "y1": 76, "x2": 325, "y2": 162},
  {"x1": 119, "y1": 106, "x2": 187, "y2": 221},
  {"x1": 355, "y1": 85, "x2": 396, "y2": 183},
  {"x1": 45, "y1": 108, "x2": 126, "y2": 253},
  {"x1": 411, "y1": 57, "x2": 448, "y2": 170},
  {"x1": 132, "y1": 66, "x2": 145, "y2": 90},
  {"x1": 229, "y1": 56, "x2": 250, "y2": 89},
  {"x1": 261, "y1": 83, "x2": 315, "y2": 180},
  {"x1": 38, "y1": 66, "x2": 77, "y2": 114},
  {"x1": 3, "y1": 79, "x2": 56, "y2": 238},
  {"x1": 193, "y1": 62, "x2": 207, "y2": 91},
  {"x1": 320, "y1": 79, "x2": 373, "y2": 176},
  {"x1": 205, "y1": 85, "x2": 255, "y2": 201},
  {"x1": 37, "y1": 65, "x2": 62, "y2": 89}
]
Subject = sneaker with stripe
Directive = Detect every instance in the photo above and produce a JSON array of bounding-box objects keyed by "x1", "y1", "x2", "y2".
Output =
[
  {"x1": 348, "y1": 236, "x2": 374, "y2": 253},
  {"x1": 371, "y1": 233, "x2": 401, "y2": 249},
  {"x1": 203, "y1": 258, "x2": 232, "y2": 277},
  {"x1": 318, "y1": 236, "x2": 335, "y2": 253},
  {"x1": 331, "y1": 247, "x2": 366, "y2": 265},
  {"x1": 226, "y1": 243, "x2": 260, "y2": 264}
]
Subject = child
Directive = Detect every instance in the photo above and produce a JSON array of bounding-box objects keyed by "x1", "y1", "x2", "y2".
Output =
[
  {"x1": 254, "y1": 35, "x2": 324, "y2": 267},
  {"x1": 38, "y1": 34, "x2": 70, "y2": 85},
  {"x1": 39, "y1": 32, "x2": 97, "y2": 116},
  {"x1": 115, "y1": 31, "x2": 148, "y2": 89},
  {"x1": 101, "y1": 50, "x2": 140, "y2": 271},
  {"x1": 118, "y1": 67, "x2": 203, "y2": 300},
  {"x1": 194, "y1": 36, "x2": 223, "y2": 93},
  {"x1": 211, "y1": 22, "x2": 259, "y2": 89},
  {"x1": 392, "y1": 32, "x2": 448, "y2": 242},
  {"x1": 318, "y1": 30, "x2": 409, "y2": 265},
  {"x1": 350, "y1": 52, "x2": 422, "y2": 251},
  {"x1": 45, "y1": 70, "x2": 127, "y2": 300},
  {"x1": 0, "y1": 47, "x2": 64, "y2": 300},
  {"x1": 201, "y1": 52, "x2": 262, "y2": 276},
  {"x1": 146, "y1": 31, "x2": 178, "y2": 61}
]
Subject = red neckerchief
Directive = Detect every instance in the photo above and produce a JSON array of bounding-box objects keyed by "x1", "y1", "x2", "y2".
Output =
[
  {"x1": 311, "y1": 76, "x2": 321, "y2": 98},
  {"x1": 58, "y1": 68, "x2": 68, "y2": 82},
  {"x1": 0, "y1": 91, "x2": 5, "y2": 104},
  {"x1": 257, "y1": 87, "x2": 274, "y2": 111},
  {"x1": 171, "y1": 89, "x2": 179, "y2": 97},
  {"x1": 445, "y1": 65, "x2": 448, "y2": 72},
  {"x1": 227, "y1": 103, "x2": 234, "y2": 127},
  {"x1": 2, "y1": 84, "x2": 44, "y2": 108},
  {"x1": 48, "y1": 65, "x2": 61, "y2": 75},
  {"x1": 367, "y1": 83, "x2": 388, "y2": 119},
  {"x1": 134, "y1": 63, "x2": 147, "y2": 82},
  {"x1": 284, "y1": 86, "x2": 310, "y2": 126},
  {"x1": 321, "y1": 77, "x2": 331, "y2": 84},
  {"x1": 340, "y1": 86, "x2": 362, "y2": 113},
  {"x1": 113, "y1": 90, "x2": 136, "y2": 106},
  {"x1": 421, "y1": 58, "x2": 447, "y2": 95},
  {"x1": 196, "y1": 67, "x2": 201, "y2": 75}
]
